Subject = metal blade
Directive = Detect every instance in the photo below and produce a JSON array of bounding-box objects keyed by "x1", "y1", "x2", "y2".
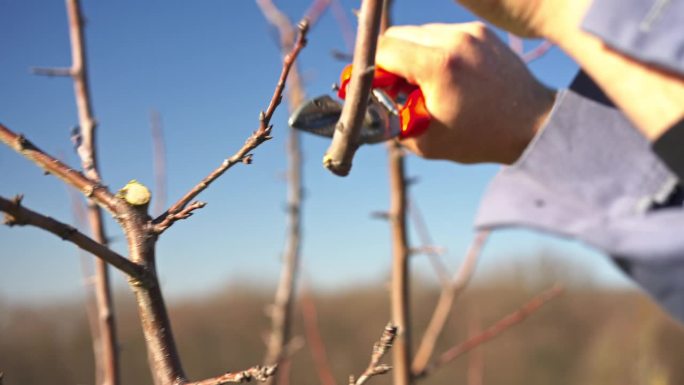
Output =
[{"x1": 288, "y1": 93, "x2": 401, "y2": 144}]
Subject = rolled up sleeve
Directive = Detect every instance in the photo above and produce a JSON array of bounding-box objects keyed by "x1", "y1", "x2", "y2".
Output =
[
  {"x1": 581, "y1": 0, "x2": 684, "y2": 75},
  {"x1": 474, "y1": 73, "x2": 684, "y2": 321}
]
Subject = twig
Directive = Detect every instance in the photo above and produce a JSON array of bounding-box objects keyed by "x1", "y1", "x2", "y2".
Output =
[
  {"x1": 149, "y1": 109, "x2": 168, "y2": 217},
  {"x1": 387, "y1": 142, "x2": 412, "y2": 385},
  {"x1": 350, "y1": 323, "x2": 397, "y2": 385},
  {"x1": 0, "y1": 123, "x2": 121, "y2": 215},
  {"x1": 300, "y1": 286, "x2": 337, "y2": 385},
  {"x1": 31, "y1": 66, "x2": 74, "y2": 77},
  {"x1": 153, "y1": 20, "x2": 310, "y2": 233},
  {"x1": 152, "y1": 201, "x2": 207, "y2": 233},
  {"x1": 60, "y1": 1, "x2": 120, "y2": 383},
  {"x1": 415, "y1": 284, "x2": 565, "y2": 379},
  {"x1": 188, "y1": 365, "x2": 278, "y2": 385},
  {"x1": 0, "y1": 195, "x2": 144, "y2": 279},
  {"x1": 329, "y1": 0, "x2": 355, "y2": 52},
  {"x1": 255, "y1": 4, "x2": 316, "y2": 385},
  {"x1": 323, "y1": 0, "x2": 384, "y2": 176},
  {"x1": 411, "y1": 230, "x2": 488, "y2": 375},
  {"x1": 507, "y1": 33, "x2": 524, "y2": 56}
]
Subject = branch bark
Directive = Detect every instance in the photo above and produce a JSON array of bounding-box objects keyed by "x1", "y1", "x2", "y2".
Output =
[
  {"x1": 0, "y1": 195, "x2": 143, "y2": 278},
  {"x1": 411, "y1": 230, "x2": 488, "y2": 375},
  {"x1": 323, "y1": 0, "x2": 384, "y2": 176},
  {"x1": 414, "y1": 284, "x2": 565, "y2": 379},
  {"x1": 300, "y1": 287, "x2": 337, "y2": 385},
  {"x1": 153, "y1": 20, "x2": 310, "y2": 234},
  {"x1": 61, "y1": 1, "x2": 120, "y2": 382},
  {"x1": 350, "y1": 323, "x2": 397, "y2": 385},
  {"x1": 0, "y1": 123, "x2": 121, "y2": 215},
  {"x1": 255, "y1": 4, "x2": 314, "y2": 385}
]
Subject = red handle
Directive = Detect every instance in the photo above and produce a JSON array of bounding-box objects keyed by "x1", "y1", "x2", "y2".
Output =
[{"x1": 337, "y1": 64, "x2": 430, "y2": 138}]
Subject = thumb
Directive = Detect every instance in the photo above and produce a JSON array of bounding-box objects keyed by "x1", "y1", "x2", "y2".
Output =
[{"x1": 376, "y1": 35, "x2": 439, "y2": 86}]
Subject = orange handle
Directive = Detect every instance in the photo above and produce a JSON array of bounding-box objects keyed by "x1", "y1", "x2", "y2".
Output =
[{"x1": 337, "y1": 64, "x2": 430, "y2": 138}]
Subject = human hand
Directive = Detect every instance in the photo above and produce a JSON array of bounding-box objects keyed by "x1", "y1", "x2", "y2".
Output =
[{"x1": 376, "y1": 22, "x2": 555, "y2": 164}]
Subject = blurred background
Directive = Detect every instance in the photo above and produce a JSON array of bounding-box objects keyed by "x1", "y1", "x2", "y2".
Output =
[{"x1": 1, "y1": 1, "x2": 683, "y2": 384}]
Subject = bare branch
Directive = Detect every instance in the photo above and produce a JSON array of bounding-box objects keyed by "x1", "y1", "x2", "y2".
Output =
[
  {"x1": 256, "y1": 5, "x2": 315, "y2": 385},
  {"x1": 466, "y1": 312, "x2": 484, "y2": 385},
  {"x1": 0, "y1": 195, "x2": 144, "y2": 279},
  {"x1": 350, "y1": 323, "x2": 397, "y2": 385},
  {"x1": 507, "y1": 33, "x2": 524, "y2": 56},
  {"x1": 386, "y1": 141, "x2": 412, "y2": 385},
  {"x1": 329, "y1": 0, "x2": 355, "y2": 51},
  {"x1": 300, "y1": 287, "x2": 337, "y2": 385},
  {"x1": 0, "y1": 123, "x2": 121, "y2": 215},
  {"x1": 154, "y1": 20, "x2": 310, "y2": 231},
  {"x1": 323, "y1": 0, "x2": 384, "y2": 176},
  {"x1": 188, "y1": 365, "x2": 278, "y2": 385},
  {"x1": 415, "y1": 284, "x2": 565, "y2": 379},
  {"x1": 151, "y1": 201, "x2": 206, "y2": 234},
  {"x1": 30, "y1": 66, "x2": 74, "y2": 77},
  {"x1": 411, "y1": 230, "x2": 488, "y2": 375}
]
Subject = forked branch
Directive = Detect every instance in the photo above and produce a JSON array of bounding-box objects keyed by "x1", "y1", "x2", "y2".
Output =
[
  {"x1": 188, "y1": 365, "x2": 278, "y2": 385},
  {"x1": 0, "y1": 123, "x2": 121, "y2": 215},
  {"x1": 153, "y1": 20, "x2": 311, "y2": 234},
  {"x1": 350, "y1": 323, "x2": 398, "y2": 385}
]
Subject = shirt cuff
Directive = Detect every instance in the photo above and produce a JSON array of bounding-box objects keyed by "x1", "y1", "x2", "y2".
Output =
[
  {"x1": 581, "y1": 0, "x2": 684, "y2": 75},
  {"x1": 474, "y1": 88, "x2": 682, "y2": 263}
]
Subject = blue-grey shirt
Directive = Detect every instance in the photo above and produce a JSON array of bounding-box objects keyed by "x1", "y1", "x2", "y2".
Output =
[{"x1": 475, "y1": 0, "x2": 684, "y2": 321}]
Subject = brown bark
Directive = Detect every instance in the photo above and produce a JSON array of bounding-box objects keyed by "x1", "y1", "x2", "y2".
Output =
[{"x1": 323, "y1": 0, "x2": 384, "y2": 176}]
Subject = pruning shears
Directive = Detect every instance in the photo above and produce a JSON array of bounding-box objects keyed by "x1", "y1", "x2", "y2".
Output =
[{"x1": 288, "y1": 64, "x2": 431, "y2": 144}]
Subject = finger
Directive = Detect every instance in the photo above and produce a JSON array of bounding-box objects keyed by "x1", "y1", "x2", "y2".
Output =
[{"x1": 376, "y1": 35, "x2": 440, "y2": 85}]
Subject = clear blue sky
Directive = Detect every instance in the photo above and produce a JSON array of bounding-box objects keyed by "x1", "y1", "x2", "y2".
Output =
[{"x1": 0, "y1": 0, "x2": 634, "y2": 304}]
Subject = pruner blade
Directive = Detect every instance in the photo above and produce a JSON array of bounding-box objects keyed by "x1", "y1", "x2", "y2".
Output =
[{"x1": 288, "y1": 89, "x2": 401, "y2": 145}]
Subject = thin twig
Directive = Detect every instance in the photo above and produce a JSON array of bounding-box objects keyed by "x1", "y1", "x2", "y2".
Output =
[
  {"x1": 31, "y1": 66, "x2": 74, "y2": 77},
  {"x1": 188, "y1": 365, "x2": 278, "y2": 385},
  {"x1": 350, "y1": 323, "x2": 397, "y2": 385},
  {"x1": 153, "y1": 20, "x2": 310, "y2": 233},
  {"x1": 323, "y1": 0, "x2": 384, "y2": 176},
  {"x1": 0, "y1": 195, "x2": 144, "y2": 279},
  {"x1": 255, "y1": 4, "x2": 316, "y2": 385},
  {"x1": 411, "y1": 230, "x2": 489, "y2": 375},
  {"x1": 0, "y1": 123, "x2": 121, "y2": 215},
  {"x1": 61, "y1": 1, "x2": 120, "y2": 383},
  {"x1": 300, "y1": 286, "x2": 337, "y2": 385},
  {"x1": 415, "y1": 284, "x2": 565, "y2": 379}
]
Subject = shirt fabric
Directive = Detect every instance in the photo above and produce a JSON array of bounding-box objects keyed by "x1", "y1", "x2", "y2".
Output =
[
  {"x1": 475, "y1": 70, "x2": 684, "y2": 321},
  {"x1": 475, "y1": 0, "x2": 684, "y2": 322}
]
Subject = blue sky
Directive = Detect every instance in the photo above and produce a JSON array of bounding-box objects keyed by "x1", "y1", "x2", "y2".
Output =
[{"x1": 0, "y1": 0, "x2": 635, "y2": 304}]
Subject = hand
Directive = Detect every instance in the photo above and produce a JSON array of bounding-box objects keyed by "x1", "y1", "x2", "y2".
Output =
[
  {"x1": 376, "y1": 22, "x2": 555, "y2": 164},
  {"x1": 456, "y1": 0, "x2": 547, "y2": 37}
]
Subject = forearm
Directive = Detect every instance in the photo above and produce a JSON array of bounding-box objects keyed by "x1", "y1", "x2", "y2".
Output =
[{"x1": 543, "y1": 0, "x2": 684, "y2": 140}]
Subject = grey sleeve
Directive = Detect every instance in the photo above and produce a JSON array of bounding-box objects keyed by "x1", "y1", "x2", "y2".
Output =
[
  {"x1": 581, "y1": 0, "x2": 684, "y2": 75},
  {"x1": 474, "y1": 76, "x2": 684, "y2": 321}
]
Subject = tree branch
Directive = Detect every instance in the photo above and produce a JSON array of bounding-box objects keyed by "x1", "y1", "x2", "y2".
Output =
[
  {"x1": 187, "y1": 365, "x2": 278, "y2": 385},
  {"x1": 323, "y1": 0, "x2": 384, "y2": 176},
  {"x1": 30, "y1": 66, "x2": 74, "y2": 77},
  {"x1": 0, "y1": 123, "x2": 121, "y2": 215},
  {"x1": 414, "y1": 284, "x2": 565, "y2": 379},
  {"x1": 149, "y1": 109, "x2": 168, "y2": 217},
  {"x1": 0, "y1": 195, "x2": 144, "y2": 279},
  {"x1": 350, "y1": 323, "x2": 397, "y2": 385},
  {"x1": 411, "y1": 230, "x2": 488, "y2": 375},
  {"x1": 153, "y1": 20, "x2": 310, "y2": 233}
]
